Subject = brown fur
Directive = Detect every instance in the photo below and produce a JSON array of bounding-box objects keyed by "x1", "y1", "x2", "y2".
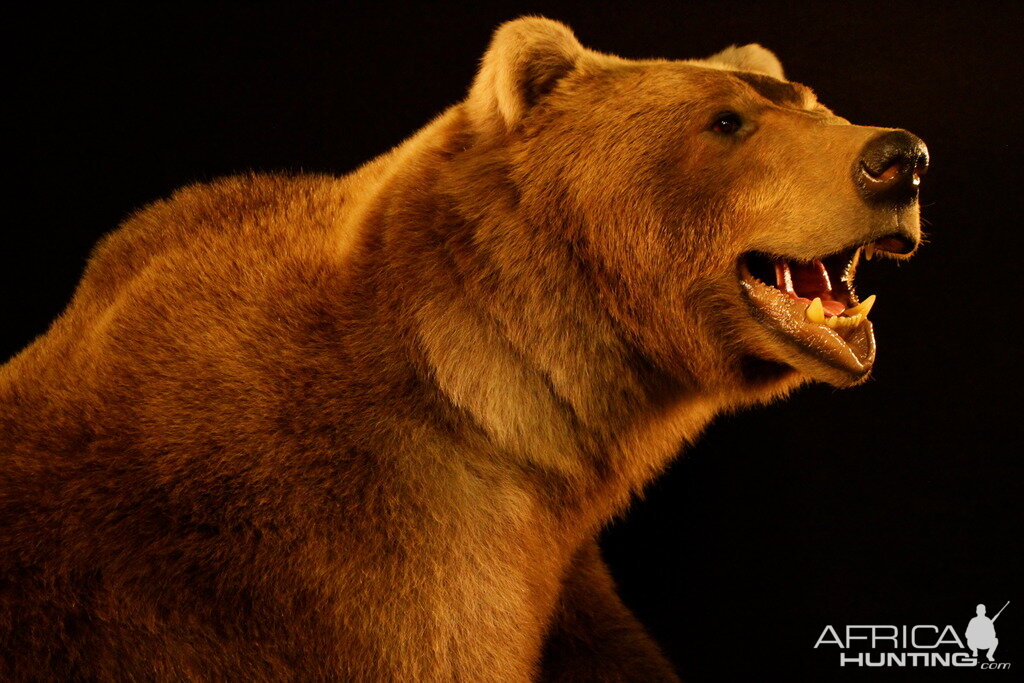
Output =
[{"x1": 1, "y1": 17, "x2": 921, "y2": 680}]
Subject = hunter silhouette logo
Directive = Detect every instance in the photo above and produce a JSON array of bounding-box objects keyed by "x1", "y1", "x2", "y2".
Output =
[
  {"x1": 814, "y1": 600, "x2": 1011, "y2": 669},
  {"x1": 967, "y1": 602, "x2": 1009, "y2": 663}
]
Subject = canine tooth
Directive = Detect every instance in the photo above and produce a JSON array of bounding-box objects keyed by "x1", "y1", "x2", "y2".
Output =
[
  {"x1": 844, "y1": 294, "x2": 876, "y2": 318},
  {"x1": 864, "y1": 243, "x2": 875, "y2": 261},
  {"x1": 806, "y1": 297, "x2": 826, "y2": 324}
]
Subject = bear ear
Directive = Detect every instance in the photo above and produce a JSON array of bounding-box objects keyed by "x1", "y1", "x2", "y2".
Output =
[
  {"x1": 467, "y1": 17, "x2": 584, "y2": 135},
  {"x1": 705, "y1": 43, "x2": 786, "y2": 80}
]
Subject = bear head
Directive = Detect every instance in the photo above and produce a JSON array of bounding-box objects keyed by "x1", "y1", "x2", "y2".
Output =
[{"x1": 461, "y1": 17, "x2": 928, "y2": 401}]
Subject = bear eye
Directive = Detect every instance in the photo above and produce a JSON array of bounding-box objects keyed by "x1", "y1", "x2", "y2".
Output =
[{"x1": 710, "y1": 112, "x2": 743, "y2": 135}]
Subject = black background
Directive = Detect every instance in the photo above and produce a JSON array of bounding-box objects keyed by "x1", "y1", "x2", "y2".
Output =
[{"x1": 6, "y1": 2, "x2": 1022, "y2": 680}]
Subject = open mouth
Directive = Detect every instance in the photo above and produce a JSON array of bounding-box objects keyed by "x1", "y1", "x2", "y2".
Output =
[{"x1": 738, "y1": 243, "x2": 886, "y2": 384}]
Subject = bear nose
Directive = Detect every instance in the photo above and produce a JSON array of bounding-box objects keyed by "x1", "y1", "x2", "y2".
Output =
[{"x1": 857, "y1": 130, "x2": 929, "y2": 206}]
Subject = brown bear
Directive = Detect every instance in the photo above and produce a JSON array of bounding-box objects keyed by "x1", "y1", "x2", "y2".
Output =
[{"x1": 0, "y1": 16, "x2": 927, "y2": 681}]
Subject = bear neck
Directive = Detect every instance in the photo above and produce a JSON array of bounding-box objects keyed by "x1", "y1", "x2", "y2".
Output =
[{"x1": 340, "y1": 107, "x2": 727, "y2": 519}]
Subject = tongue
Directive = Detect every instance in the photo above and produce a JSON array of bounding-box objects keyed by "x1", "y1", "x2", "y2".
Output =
[
  {"x1": 819, "y1": 299, "x2": 847, "y2": 316},
  {"x1": 775, "y1": 259, "x2": 846, "y2": 316}
]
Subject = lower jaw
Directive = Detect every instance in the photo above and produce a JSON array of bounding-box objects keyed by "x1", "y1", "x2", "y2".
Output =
[
  {"x1": 764, "y1": 323, "x2": 875, "y2": 387},
  {"x1": 740, "y1": 282, "x2": 876, "y2": 387}
]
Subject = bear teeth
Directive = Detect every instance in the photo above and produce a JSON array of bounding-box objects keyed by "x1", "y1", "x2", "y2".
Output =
[
  {"x1": 806, "y1": 297, "x2": 826, "y2": 324},
  {"x1": 843, "y1": 294, "x2": 875, "y2": 317},
  {"x1": 824, "y1": 314, "x2": 866, "y2": 329},
  {"x1": 805, "y1": 295, "x2": 874, "y2": 327}
]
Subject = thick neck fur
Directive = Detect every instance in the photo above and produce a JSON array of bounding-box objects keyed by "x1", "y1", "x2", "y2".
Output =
[{"x1": 343, "y1": 107, "x2": 729, "y2": 526}]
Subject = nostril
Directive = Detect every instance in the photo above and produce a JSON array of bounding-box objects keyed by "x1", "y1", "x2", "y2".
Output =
[
  {"x1": 856, "y1": 130, "x2": 929, "y2": 205},
  {"x1": 863, "y1": 158, "x2": 903, "y2": 183}
]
